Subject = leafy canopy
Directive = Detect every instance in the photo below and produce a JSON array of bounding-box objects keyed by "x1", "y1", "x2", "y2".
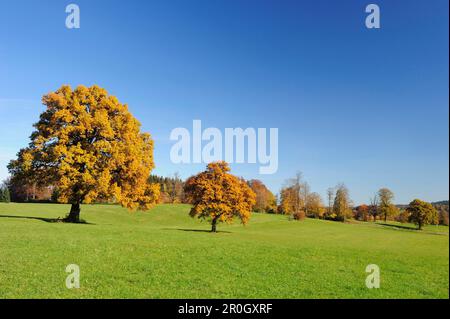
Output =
[
  {"x1": 407, "y1": 199, "x2": 438, "y2": 229},
  {"x1": 184, "y1": 161, "x2": 256, "y2": 231},
  {"x1": 8, "y1": 85, "x2": 159, "y2": 210},
  {"x1": 333, "y1": 184, "x2": 352, "y2": 221}
]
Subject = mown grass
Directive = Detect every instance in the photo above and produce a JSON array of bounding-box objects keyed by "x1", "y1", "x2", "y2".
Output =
[{"x1": 0, "y1": 203, "x2": 448, "y2": 299}]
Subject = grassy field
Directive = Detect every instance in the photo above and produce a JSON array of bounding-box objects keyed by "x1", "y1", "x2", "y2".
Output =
[{"x1": 0, "y1": 203, "x2": 448, "y2": 299}]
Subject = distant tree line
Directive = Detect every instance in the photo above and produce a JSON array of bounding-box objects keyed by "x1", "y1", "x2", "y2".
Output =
[
  {"x1": 276, "y1": 172, "x2": 448, "y2": 229},
  {"x1": 433, "y1": 202, "x2": 450, "y2": 226},
  {"x1": 278, "y1": 173, "x2": 351, "y2": 221},
  {"x1": 148, "y1": 173, "x2": 186, "y2": 204},
  {"x1": 278, "y1": 173, "x2": 323, "y2": 220},
  {"x1": 2, "y1": 166, "x2": 448, "y2": 230},
  {"x1": 2, "y1": 171, "x2": 186, "y2": 205},
  {"x1": 1, "y1": 176, "x2": 54, "y2": 203}
]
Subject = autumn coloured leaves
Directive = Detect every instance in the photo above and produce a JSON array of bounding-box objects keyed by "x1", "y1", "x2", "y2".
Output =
[
  {"x1": 8, "y1": 85, "x2": 161, "y2": 221},
  {"x1": 8, "y1": 85, "x2": 258, "y2": 229},
  {"x1": 184, "y1": 161, "x2": 256, "y2": 232}
]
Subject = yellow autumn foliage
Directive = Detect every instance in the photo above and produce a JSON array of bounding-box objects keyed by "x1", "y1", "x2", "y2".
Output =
[{"x1": 8, "y1": 85, "x2": 159, "y2": 216}]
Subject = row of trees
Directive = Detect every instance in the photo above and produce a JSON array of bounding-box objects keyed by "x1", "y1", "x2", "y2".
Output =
[
  {"x1": 3, "y1": 162, "x2": 447, "y2": 231},
  {"x1": 278, "y1": 173, "x2": 352, "y2": 221},
  {"x1": 177, "y1": 165, "x2": 445, "y2": 231},
  {"x1": 3, "y1": 160, "x2": 447, "y2": 231},
  {"x1": 433, "y1": 202, "x2": 450, "y2": 226},
  {"x1": 354, "y1": 188, "x2": 399, "y2": 222},
  {"x1": 3, "y1": 173, "x2": 186, "y2": 205},
  {"x1": 2, "y1": 176, "x2": 54, "y2": 202},
  {"x1": 2, "y1": 85, "x2": 447, "y2": 231},
  {"x1": 3, "y1": 172, "x2": 277, "y2": 215},
  {"x1": 276, "y1": 172, "x2": 446, "y2": 230}
]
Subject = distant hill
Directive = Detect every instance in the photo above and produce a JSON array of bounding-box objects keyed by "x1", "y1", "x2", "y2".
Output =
[
  {"x1": 395, "y1": 200, "x2": 448, "y2": 209},
  {"x1": 432, "y1": 200, "x2": 449, "y2": 206}
]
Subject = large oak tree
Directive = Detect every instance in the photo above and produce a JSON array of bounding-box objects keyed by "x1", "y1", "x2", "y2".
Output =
[{"x1": 8, "y1": 85, "x2": 160, "y2": 222}]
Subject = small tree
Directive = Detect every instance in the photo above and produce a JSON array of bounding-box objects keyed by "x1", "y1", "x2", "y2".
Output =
[
  {"x1": 293, "y1": 210, "x2": 306, "y2": 220},
  {"x1": 4, "y1": 187, "x2": 11, "y2": 203},
  {"x1": 407, "y1": 199, "x2": 438, "y2": 230},
  {"x1": 248, "y1": 179, "x2": 276, "y2": 213},
  {"x1": 333, "y1": 184, "x2": 352, "y2": 222},
  {"x1": 8, "y1": 85, "x2": 160, "y2": 222},
  {"x1": 306, "y1": 192, "x2": 325, "y2": 218},
  {"x1": 378, "y1": 188, "x2": 395, "y2": 222},
  {"x1": 279, "y1": 186, "x2": 297, "y2": 215},
  {"x1": 387, "y1": 204, "x2": 400, "y2": 221},
  {"x1": 369, "y1": 194, "x2": 379, "y2": 221},
  {"x1": 354, "y1": 204, "x2": 370, "y2": 221},
  {"x1": 278, "y1": 172, "x2": 310, "y2": 218},
  {"x1": 326, "y1": 187, "x2": 335, "y2": 217},
  {"x1": 397, "y1": 209, "x2": 410, "y2": 223},
  {"x1": 184, "y1": 161, "x2": 256, "y2": 232}
]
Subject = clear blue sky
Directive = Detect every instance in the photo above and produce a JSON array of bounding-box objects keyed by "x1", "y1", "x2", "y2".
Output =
[{"x1": 0, "y1": 0, "x2": 448, "y2": 204}]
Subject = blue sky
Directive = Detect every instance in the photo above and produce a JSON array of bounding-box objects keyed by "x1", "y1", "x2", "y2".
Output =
[{"x1": 0, "y1": 0, "x2": 448, "y2": 204}]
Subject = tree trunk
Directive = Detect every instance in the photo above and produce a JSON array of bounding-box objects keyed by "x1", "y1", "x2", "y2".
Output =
[
  {"x1": 384, "y1": 214, "x2": 387, "y2": 222},
  {"x1": 211, "y1": 216, "x2": 219, "y2": 232},
  {"x1": 66, "y1": 203, "x2": 81, "y2": 223}
]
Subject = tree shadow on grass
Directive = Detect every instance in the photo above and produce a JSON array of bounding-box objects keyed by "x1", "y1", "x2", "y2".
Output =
[
  {"x1": 376, "y1": 222, "x2": 448, "y2": 236},
  {"x1": 0, "y1": 214, "x2": 94, "y2": 225},
  {"x1": 376, "y1": 222, "x2": 418, "y2": 231},
  {"x1": 162, "y1": 228, "x2": 232, "y2": 234}
]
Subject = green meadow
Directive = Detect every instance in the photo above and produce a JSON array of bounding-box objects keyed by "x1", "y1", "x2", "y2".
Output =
[{"x1": 0, "y1": 203, "x2": 448, "y2": 299}]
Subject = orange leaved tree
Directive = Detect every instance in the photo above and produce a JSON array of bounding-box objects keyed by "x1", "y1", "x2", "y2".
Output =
[
  {"x1": 8, "y1": 85, "x2": 160, "y2": 222},
  {"x1": 184, "y1": 161, "x2": 256, "y2": 232}
]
